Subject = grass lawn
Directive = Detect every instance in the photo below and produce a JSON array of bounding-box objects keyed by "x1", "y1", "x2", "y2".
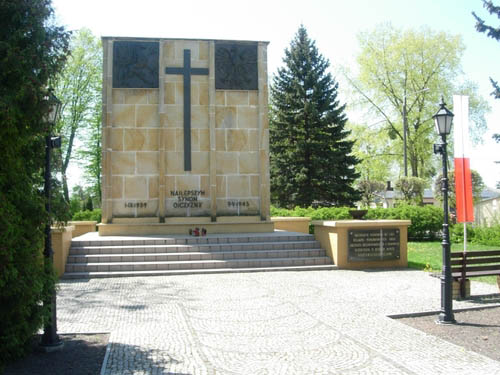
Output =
[{"x1": 408, "y1": 241, "x2": 499, "y2": 285}]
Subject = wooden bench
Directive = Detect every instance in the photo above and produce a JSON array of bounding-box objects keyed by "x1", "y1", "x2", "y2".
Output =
[{"x1": 451, "y1": 250, "x2": 500, "y2": 298}]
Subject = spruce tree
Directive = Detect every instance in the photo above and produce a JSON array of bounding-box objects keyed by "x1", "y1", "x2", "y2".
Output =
[
  {"x1": 270, "y1": 26, "x2": 360, "y2": 208},
  {"x1": 473, "y1": 1, "x2": 500, "y2": 188},
  {"x1": 473, "y1": 0, "x2": 500, "y2": 99}
]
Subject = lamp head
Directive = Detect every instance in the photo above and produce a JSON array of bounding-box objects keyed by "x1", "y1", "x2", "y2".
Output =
[{"x1": 433, "y1": 97, "x2": 454, "y2": 136}]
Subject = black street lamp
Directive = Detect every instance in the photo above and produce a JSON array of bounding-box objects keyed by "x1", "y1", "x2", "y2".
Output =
[
  {"x1": 40, "y1": 89, "x2": 63, "y2": 350},
  {"x1": 433, "y1": 97, "x2": 456, "y2": 324}
]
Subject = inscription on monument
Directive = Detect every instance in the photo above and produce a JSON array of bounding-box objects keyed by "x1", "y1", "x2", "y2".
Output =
[
  {"x1": 228, "y1": 201, "x2": 250, "y2": 207},
  {"x1": 125, "y1": 202, "x2": 148, "y2": 208},
  {"x1": 215, "y1": 42, "x2": 258, "y2": 90},
  {"x1": 113, "y1": 41, "x2": 159, "y2": 88},
  {"x1": 348, "y1": 229, "x2": 400, "y2": 261},
  {"x1": 171, "y1": 190, "x2": 205, "y2": 209}
]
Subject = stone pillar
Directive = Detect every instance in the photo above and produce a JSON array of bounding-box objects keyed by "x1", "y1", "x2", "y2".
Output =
[
  {"x1": 101, "y1": 39, "x2": 114, "y2": 223},
  {"x1": 208, "y1": 41, "x2": 217, "y2": 221},
  {"x1": 258, "y1": 42, "x2": 270, "y2": 221}
]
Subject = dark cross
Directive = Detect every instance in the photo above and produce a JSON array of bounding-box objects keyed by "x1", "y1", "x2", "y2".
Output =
[{"x1": 165, "y1": 49, "x2": 209, "y2": 171}]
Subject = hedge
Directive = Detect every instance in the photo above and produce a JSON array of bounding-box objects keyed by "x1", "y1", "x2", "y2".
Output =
[
  {"x1": 271, "y1": 204, "x2": 443, "y2": 240},
  {"x1": 451, "y1": 224, "x2": 500, "y2": 246},
  {"x1": 72, "y1": 208, "x2": 102, "y2": 222}
]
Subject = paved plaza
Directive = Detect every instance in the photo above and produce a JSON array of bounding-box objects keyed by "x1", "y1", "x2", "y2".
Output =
[{"x1": 57, "y1": 269, "x2": 500, "y2": 374}]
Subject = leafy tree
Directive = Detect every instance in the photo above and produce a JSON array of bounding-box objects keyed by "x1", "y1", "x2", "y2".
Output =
[
  {"x1": 357, "y1": 180, "x2": 385, "y2": 207},
  {"x1": 85, "y1": 196, "x2": 94, "y2": 211},
  {"x1": 395, "y1": 177, "x2": 426, "y2": 205},
  {"x1": 0, "y1": 0, "x2": 69, "y2": 367},
  {"x1": 270, "y1": 25, "x2": 360, "y2": 208},
  {"x1": 53, "y1": 29, "x2": 101, "y2": 202},
  {"x1": 347, "y1": 24, "x2": 489, "y2": 179},
  {"x1": 75, "y1": 104, "x2": 102, "y2": 205},
  {"x1": 348, "y1": 122, "x2": 397, "y2": 182},
  {"x1": 434, "y1": 169, "x2": 485, "y2": 208}
]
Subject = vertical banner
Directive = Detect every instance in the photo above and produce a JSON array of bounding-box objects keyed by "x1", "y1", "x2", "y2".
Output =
[{"x1": 453, "y1": 95, "x2": 474, "y2": 223}]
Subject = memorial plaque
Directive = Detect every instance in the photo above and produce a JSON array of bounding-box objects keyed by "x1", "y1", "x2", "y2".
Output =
[
  {"x1": 113, "y1": 41, "x2": 159, "y2": 88},
  {"x1": 348, "y1": 229, "x2": 400, "y2": 261},
  {"x1": 215, "y1": 42, "x2": 258, "y2": 90}
]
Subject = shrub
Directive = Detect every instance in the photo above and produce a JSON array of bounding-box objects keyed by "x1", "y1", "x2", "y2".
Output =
[
  {"x1": 0, "y1": 1, "x2": 70, "y2": 368},
  {"x1": 367, "y1": 204, "x2": 443, "y2": 240},
  {"x1": 272, "y1": 204, "x2": 443, "y2": 240},
  {"x1": 72, "y1": 208, "x2": 101, "y2": 222},
  {"x1": 451, "y1": 224, "x2": 500, "y2": 246}
]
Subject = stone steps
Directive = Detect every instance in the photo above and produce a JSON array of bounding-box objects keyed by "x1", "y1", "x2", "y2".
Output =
[
  {"x1": 67, "y1": 248, "x2": 325, "y2": 263},
  {"x1": 63, "y1": 265, "x2": 336, "y2": 279},
  {"x1": 63, "y1": 232, "x2": 335, "y2": 279},
  {"x1": 68, "y1": 240, "x2": 319, "y2": 255}
]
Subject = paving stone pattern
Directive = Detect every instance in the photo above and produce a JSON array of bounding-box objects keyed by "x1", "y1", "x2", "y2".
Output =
[{"x1": 57, "y1": 269, "x2": 500, "y2": 374}]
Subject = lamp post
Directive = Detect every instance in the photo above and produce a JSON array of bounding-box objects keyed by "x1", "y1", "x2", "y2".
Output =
[
  {"x1": 40, "y1": 90, "x2": 63, "y2": 350},
  {"x1": 433, "y1": 97, "x2": 456, "y2": 324}
]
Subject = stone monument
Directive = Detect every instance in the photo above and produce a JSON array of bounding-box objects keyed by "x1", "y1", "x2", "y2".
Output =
[{"x1": 99, "y1": 37, "x2": 272, "y2": 235}]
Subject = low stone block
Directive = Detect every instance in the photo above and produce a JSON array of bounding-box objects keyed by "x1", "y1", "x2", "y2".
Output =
[
  {"x1": 227, "y1": 129, "x2": 248, "y2": 151},
  {"x1": 136, "y1": 105, "x2": 160, "y2": 127},
  {"x1": 227, "y1": 175, "x2": 250, "y2": 197},
  {"x1": 124, "y1": 176, "x2": 148, "y2": 199},
  {"x1": 137, "y1": 152, "x2": 159, "y2": 174},
  {"x1": 111, "y1": 104, "x2": 135, "y2": 127},
  {"x1": 226, "y1": 91, "x2": 248, "y2": 106},
  {"x1": 238, "y1": 152, "x2": 259, "y2": 174},
  {"x1": 111, "y1": 152, "x2": 135, "y2": 175}
]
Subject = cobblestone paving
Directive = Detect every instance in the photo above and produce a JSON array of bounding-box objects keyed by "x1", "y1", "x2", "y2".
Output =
[{"x1": 57, "y1": 270, "x2": 500, "y2": 374}]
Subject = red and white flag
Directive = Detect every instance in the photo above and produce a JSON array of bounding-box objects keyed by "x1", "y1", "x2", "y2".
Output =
[{"x1": 453, "y1": 95, "x2": 474, "y2": 223}]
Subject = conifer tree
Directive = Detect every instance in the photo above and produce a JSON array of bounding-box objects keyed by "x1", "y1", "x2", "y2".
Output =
[
  {"x1": 270, "y1": 26, "x2": 360, "y2": 208},
  {"x1": 473, "y1": 0, "x2": 500, "y2": 99}
]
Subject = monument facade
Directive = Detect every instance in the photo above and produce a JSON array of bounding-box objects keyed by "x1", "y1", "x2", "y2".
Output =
[{"x1": 100, "y1": 37, "x2": 271, "y2": 234}]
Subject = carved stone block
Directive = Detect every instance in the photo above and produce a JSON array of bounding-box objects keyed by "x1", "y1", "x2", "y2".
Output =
[
  {"x1": 113, "y1": 41, "x2": 159, "y2": 88},
  {"x1": 215, "y1": 43, "x2": 258, "y2": 90}
]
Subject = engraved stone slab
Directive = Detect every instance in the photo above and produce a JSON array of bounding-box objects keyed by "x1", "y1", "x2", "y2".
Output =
[
  {"x1": 113, "y1": 41, "x2": 159, "y2": 88},
  {"x1": 348, "y1": 229, "x2": 400, "y2": 261},
  {"x1": 215, "y1": 43, "x2": 258, "y2": 90}
]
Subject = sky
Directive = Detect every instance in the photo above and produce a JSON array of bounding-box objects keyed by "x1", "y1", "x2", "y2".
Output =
[{"x1": 52, "y1": 0, "x2": 500, "y2": 188}]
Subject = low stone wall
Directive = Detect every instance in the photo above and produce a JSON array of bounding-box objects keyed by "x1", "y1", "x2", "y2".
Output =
[
  {"x1": 271, "y1": 217, "x2": 311, "y2": 234},
  {"x1": 312, "y1": 220, "x2": 411, "y2": 269},
  {"x1": 51, "y1": 225, "x2": 74, "y2": 277},
  {"x1": 69, "y1": 220, "x2": 98, "y2": 238}
]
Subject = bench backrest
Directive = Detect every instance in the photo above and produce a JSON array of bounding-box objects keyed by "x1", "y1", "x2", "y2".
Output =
[{"x1": 451, "y1": 250, "x2": 500, "y2": 274}]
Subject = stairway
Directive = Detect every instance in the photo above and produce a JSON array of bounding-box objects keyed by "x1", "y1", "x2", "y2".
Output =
[{"x1": 63, "y1": 232, "x2": 335, "y2": 279}]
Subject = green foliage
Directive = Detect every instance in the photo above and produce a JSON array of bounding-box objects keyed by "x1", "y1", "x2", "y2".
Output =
[
  {"x1": 271, "y1": 204, "x2": 443, "y2": 240},
  {"x1": 473, "y1": 0, "x2": 500, "y2": 99},
  {"x1": 350, "y1": 23, "x2": 489, "y2": 179},
  {"x1": 54, "y1": 29, "x2": 102, "y2": 203},
  {"x1": 395, "y1": 177, "x2": 426, "y2": 205},
  {"x1": 366, "y1": 204, "x2": 443, "y2": 240},
  {"x1": 0, "y1": 0, "x2": 70, "y2": 367},
  {"x1": 85, "y1": 196, "x2": 94, "y2": 211},
  {"x1": 347, "y1": 122, "x2": 397, "y2": 182},
  {"x1": 434, "y1": 169, "x2": 485, "y2": 207},
  {"x1": 72, "y1": 209, "x2": 102, "y2": 222},
  {"x1": 451, "y1": 224, "x2": 500, "y2": 246},
  {"x1": 271, "y1": 205, "x2": 352, "y2": 220},
  {"x1": 357, "y1": 180, "x2": 385, "y2": 207},
  {"x1": 270, "y1": 25, "x2": 360, "y2": 208},
  {"x1": 69, "y1": 195, "x2": 82, "y2": 217}
]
